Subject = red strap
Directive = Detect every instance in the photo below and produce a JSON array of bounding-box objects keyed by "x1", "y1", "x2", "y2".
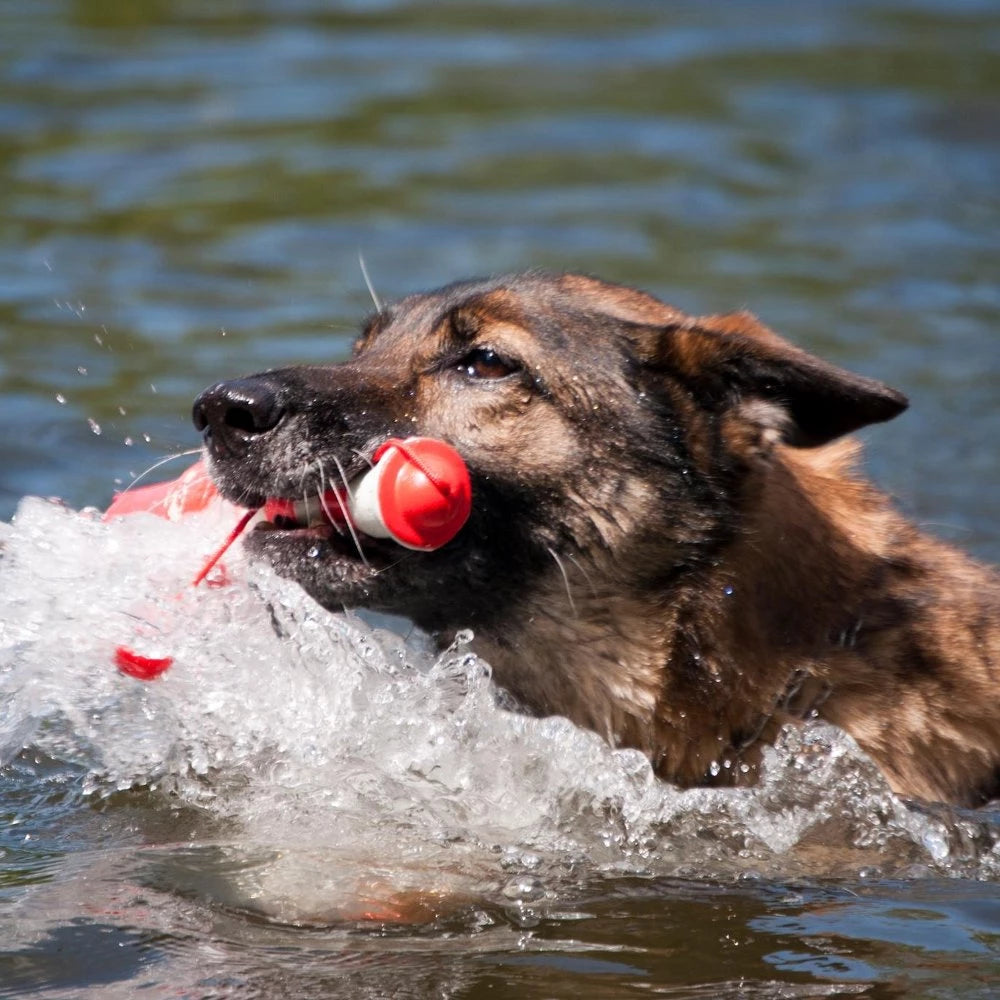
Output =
[{"x1": 191, "y1": 508, "x2": 258, "y2": 587}]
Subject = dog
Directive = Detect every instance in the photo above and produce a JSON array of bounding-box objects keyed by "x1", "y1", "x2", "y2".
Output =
[{"x1": 193, "y1": 272, "x2": 1000, "y2": 807}]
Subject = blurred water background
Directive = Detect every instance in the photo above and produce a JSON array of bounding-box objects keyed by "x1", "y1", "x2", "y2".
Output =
[{"x1": 1, "y1": 2, "x2": 999, "y2": 998}]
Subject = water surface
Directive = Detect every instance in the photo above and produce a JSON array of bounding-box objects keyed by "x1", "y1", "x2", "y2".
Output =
[{"x1": 1, "y1": 2, "x2": 999, "y2": 997}]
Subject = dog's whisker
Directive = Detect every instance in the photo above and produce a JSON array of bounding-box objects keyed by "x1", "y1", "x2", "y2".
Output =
[
  {"x1": 328, "y1": 452, "x2": 370, "y2": 567},
  {"x1": 316, "y1": 472, "x2": 346, "y2": 539},
  {"x1": 313, "y1": 460, "x2": 347, "y2": 537},
  {"x1": 358, "y1": 251, "x2": 383, "y2": 313},
  {"x1": 371, "y1": 551, "x2": 415, "y2": 577},
  {"x1": 327, "y1": 452, "x2": 356, "y2": 502},
  {"x1": 237, "y1": 487, "x2": 259, "y2": 509},
  {"x1": 307, "y1": 459, "x2": 343, "y2": 537},
  {"x1": 351, "y1": 447, "x2": 376, "y2": 470},
  {"x1": 298, "y1": 462, "x2": 312, "y2": 510},
  {"x1": 547, "y1": 546, "x2": 577, "y2": 618},
  {"x1": 567, "y1": 553, "x2": 598, "y2": 598},
  {"x1": 118, "y1": 448, "x2": 203, "y2": 496},
  {"x1": 297, "y1": 461, "x2": 322, "y2": 529}
]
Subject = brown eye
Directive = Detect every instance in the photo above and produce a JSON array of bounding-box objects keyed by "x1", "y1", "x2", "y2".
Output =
[{"x1": 457, "y1": 347, "x2": 518, "y2": 380}]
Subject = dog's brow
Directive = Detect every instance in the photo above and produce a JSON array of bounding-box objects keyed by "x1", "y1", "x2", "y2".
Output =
[
  {"x1": 442, "y1": 306, "x2": 481, "y2": 343},
  {"x1": 457, "y1": 289, "x2": 526, "y2": 326}
]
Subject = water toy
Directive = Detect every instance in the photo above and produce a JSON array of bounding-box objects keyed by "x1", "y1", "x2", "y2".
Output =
[
  {"x1": 260, "y1": 437, "x2": 472, "y2": 551},
  {"x1": 105, "y1": 438, "x2": 471, "y2": 679}
]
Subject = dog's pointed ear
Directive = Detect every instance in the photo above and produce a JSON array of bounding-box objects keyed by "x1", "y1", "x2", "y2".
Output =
[{"x1": 627, "y1": 311, "x2": 908, "y2": 447}]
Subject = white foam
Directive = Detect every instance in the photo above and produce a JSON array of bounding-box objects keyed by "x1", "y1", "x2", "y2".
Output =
[{"x1": 2, "y1": 496, "x2": 997, "y2": 922}]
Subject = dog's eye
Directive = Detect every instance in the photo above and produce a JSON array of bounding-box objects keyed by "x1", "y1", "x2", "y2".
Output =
[{"x1": 456, "y1": 348, "x2": 518, "y2": 380}]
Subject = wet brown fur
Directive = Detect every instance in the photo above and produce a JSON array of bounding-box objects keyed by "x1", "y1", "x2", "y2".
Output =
[{"x1": 195, "y1": 273, "x2": 1000, "y2": 807}]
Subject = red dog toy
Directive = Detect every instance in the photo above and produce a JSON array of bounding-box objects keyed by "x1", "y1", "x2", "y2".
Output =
[{"x1": 105, "y1": 438, "x2": 471, "y2": 679}]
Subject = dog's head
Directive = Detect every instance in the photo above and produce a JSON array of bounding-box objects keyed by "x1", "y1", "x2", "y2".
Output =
[{"x1": 193, "y1": 273, "x2": 907, "y2": 634}]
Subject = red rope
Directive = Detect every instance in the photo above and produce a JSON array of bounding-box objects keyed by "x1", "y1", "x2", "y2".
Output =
[{"x1": 191, "y1": 507, "x2": 258, "y2": 587}]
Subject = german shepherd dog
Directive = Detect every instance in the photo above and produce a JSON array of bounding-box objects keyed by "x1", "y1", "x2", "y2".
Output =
[{"x1": 193, "y1": 273, "x2": 1000, "y2": 807}]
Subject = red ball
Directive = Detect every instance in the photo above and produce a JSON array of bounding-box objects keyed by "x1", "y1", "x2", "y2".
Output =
[{"x1": 371, "y1": 438, "x2": 472, "y2": 550}]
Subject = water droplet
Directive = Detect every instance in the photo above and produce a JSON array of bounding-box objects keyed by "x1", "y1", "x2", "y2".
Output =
[
  {"x1": 142, "y1": 433, "x2": 151, "y2": 443},
  {"x1": 723, "y1": 585, "x2": 734, "y2": 597},
  {"x1": 149, "y1": 384, "x2": 158, "y2": 394},
  {"x1": 501, "y1": 876, "x2": 544, "y2": 901},
  {"x1": 77, "y1": 366, "x2": 88, "y2": 376},
  {"x1": 709, "y1": 760, "x2": 721, "y2": 777},
  {"x1": 921, "y1": 828, "x2": 950, "y2": 861},
  {"x1": 55, "y1": 393, "x2": 66, "y2": 405},
  {"x1": 87, "y1": 419, "x2": 101, "y2": 435},
  {"x1": 124, "y1": 437, "x2": 134, "y2": 447},
  {"x1": 118, "y1": 406, "x2": 127, "y2": 415},
  {"x1": 306, "y1": 546, "x2": 320, "y2": 558}
]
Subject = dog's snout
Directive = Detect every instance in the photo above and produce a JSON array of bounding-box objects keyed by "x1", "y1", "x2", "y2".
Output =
[{"x1": 192, "y1": 377, "x2": 286, "y2": 458}]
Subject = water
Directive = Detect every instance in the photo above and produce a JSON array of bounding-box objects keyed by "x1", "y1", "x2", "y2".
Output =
[
  {"x1": 1, "y1": 1, "x2": 999, "y2": 997},
  {"x1": 3, "y1": 497, "x2": 1000, "y2": 998}
]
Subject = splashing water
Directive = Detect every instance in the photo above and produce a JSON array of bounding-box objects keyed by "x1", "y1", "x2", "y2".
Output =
[{"x1": 1, "y1": 497, "x2": 999, "y2": 928}]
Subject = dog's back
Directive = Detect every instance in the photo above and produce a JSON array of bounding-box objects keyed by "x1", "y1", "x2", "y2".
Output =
[{"x1": 685, "y1": 436, "x2": 1000, "y2": 805}]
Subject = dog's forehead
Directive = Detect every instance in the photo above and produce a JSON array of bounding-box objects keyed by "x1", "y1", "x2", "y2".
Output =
[
  {"x1": 381, "y1": 273, "x2": 685, "y2": 339},
  {"x1": 548, "y1": 274, "x2": 685, "y2": 326}
]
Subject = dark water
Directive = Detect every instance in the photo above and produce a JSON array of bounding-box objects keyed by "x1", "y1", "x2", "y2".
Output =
[{"x1": 2, "y1": 2, "x2": 999, "y2": 997}]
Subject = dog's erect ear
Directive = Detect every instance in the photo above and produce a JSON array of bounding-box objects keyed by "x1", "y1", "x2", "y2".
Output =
[{"x1": 628, "y1": 311, "x2": 908, "y2": 447}]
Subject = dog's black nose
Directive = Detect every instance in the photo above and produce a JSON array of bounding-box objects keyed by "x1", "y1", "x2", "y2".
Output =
[{"x1": 192, "y1": 377, "x2": 286, "y2": 459}]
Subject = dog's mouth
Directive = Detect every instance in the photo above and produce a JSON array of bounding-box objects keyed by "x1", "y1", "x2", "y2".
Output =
[
  {"x1": 255, "y1": 491, "x2": 378, "y2": 552},
  {"x1": 247, "y1": 489, "x2": 397, "y2": 575},
  {"x1": 258, "y1": 492, "x2": 349, "y2": 535},
  {"x1": 222, "y1": 437, "x2": 472, "y2": 592}
]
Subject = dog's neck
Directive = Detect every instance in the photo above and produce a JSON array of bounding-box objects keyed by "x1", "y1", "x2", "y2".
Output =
[
  {"x1": 468, "y1": 441, "x2": 1000, "y2": 805},
  {"x1": 467, "y1": 444, "x2": 873, "y2": 776}
]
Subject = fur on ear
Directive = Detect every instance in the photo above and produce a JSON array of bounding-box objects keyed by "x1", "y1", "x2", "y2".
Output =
[{"x1": 628, "y1": 311, "x2": 908, "y2": 447}]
